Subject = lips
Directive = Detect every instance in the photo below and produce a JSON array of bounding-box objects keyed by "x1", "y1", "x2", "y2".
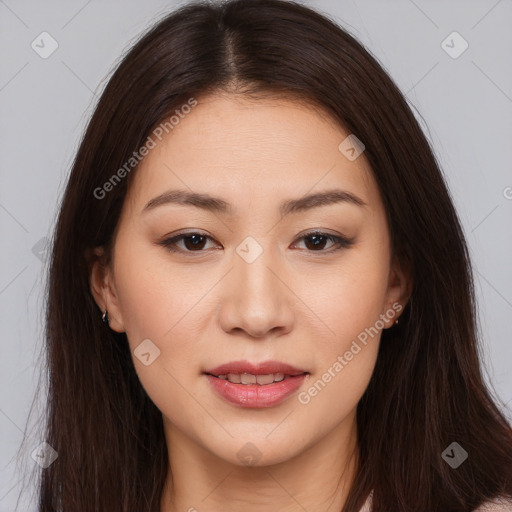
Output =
[{"x1": 203, "y1": 360, "x2": 309, "y2": 408}]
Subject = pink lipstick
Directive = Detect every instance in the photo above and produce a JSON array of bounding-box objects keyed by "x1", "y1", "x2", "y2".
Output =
[{"x1": 204, "y1": 360, "x2": 309, "y2": 408}]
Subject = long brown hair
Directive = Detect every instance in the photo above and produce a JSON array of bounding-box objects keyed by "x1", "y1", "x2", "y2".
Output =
[{"x1": 25, "y1": 0, "x2": 512, "y2": 510}]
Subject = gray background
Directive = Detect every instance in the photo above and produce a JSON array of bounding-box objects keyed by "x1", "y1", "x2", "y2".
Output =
[{"x1": 1, "y1": 0, "x2": 511, "y2": 510}]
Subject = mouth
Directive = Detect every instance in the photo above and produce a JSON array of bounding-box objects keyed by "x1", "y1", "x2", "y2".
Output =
[{"x1": 203, "y1": 360, "x2": 310, "y2": 408}]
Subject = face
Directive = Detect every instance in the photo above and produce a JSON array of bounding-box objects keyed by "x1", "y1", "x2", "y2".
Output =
[{"x1": 90, "y1": 92, "x2": 409, "y2": 467}]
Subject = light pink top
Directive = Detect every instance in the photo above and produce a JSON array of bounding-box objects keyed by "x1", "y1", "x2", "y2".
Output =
[
  {"x1": 358, "y1": 492, "x2": 372, "y2": 512},
  {"x1": 473, "y1": 497, "x2": 512, "y2": 512},
  {"x1": 358, "y1": 491, "x2": 512, "y2": 511}
]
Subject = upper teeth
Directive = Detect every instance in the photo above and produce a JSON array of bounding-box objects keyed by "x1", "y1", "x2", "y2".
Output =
[{"x1": 216, "y1": 373, "x2": 286, "y2": 385}]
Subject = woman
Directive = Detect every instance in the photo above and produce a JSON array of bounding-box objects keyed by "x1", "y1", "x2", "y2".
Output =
[{"x1": 32, "y1": 0, "x2": 512, "y2": 510}]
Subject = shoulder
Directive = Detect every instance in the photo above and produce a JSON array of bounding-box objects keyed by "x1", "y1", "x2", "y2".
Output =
[
  {"x1": 473, "y1": 497, "x2": 512, "y2": 512},
  {"x1": 359, "y1": 492, "x2": 512, "y2": 512}
]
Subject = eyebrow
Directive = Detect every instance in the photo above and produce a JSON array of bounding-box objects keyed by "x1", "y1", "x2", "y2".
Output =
[{"x1": 142, "y1": 188, "x2": 367, "y2": 216}]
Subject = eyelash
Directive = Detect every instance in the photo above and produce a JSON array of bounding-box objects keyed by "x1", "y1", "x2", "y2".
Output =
[{"x1": 158, "y1": 230, "x2": 354, "y2": 255}]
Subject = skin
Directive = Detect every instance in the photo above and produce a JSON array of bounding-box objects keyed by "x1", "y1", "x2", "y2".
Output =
[{"x1": 89, "y1": 92, "x2": 411, "y2": 512}]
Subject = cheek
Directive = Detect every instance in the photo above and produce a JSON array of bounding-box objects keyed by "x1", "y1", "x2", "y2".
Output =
[
  {"x1": 111, "y1": 238, "x2": 215, "y2": 398},
  {"x1": 296, "y1": 246, "x2": 390, "y2": 346},
  {"x1": 112, "y1": 237, "x2": 207, "y2": 345},
  {"x1": 293, "y1": 241, "x2": 389, "y2": 407}
]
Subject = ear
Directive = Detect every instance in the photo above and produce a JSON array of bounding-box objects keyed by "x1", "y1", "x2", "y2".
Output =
[
  {"x1": 382, "y1": 253, "x2": 413, "y2": 329},
  {"x1": 85, "y1": 246, "x2": 126, "y2": 333}
]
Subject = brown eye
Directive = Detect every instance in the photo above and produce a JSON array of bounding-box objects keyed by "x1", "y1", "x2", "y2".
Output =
[
  {"x1": 293, "y1": 231, "x2": 354, "y2": 252},
  {"x1": 180, "y1": 234, "x2": 208, "y2": 251},
  {"x1": 159, "y1": 232, "x2": 217, "y2": 253},
  {"x1": 303, "y1": 234, "x2": 332, "y2": 251}
]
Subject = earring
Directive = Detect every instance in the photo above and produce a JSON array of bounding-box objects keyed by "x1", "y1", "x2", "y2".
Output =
[
  {"x1": 102, "y1": 310, "x2": 109, "y2": 325},
  {"x1": 394, "y1": 318, "x2": 399, "y2": 325}
]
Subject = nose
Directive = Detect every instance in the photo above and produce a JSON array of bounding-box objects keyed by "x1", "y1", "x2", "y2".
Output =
[{"x1": 217, "y1": 247, "x2": 295, "y2": 340}]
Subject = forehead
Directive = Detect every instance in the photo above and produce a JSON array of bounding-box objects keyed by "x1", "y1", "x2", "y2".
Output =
[{"x1": 125, "y1": 92, "x2": 378, "y2": 214}]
